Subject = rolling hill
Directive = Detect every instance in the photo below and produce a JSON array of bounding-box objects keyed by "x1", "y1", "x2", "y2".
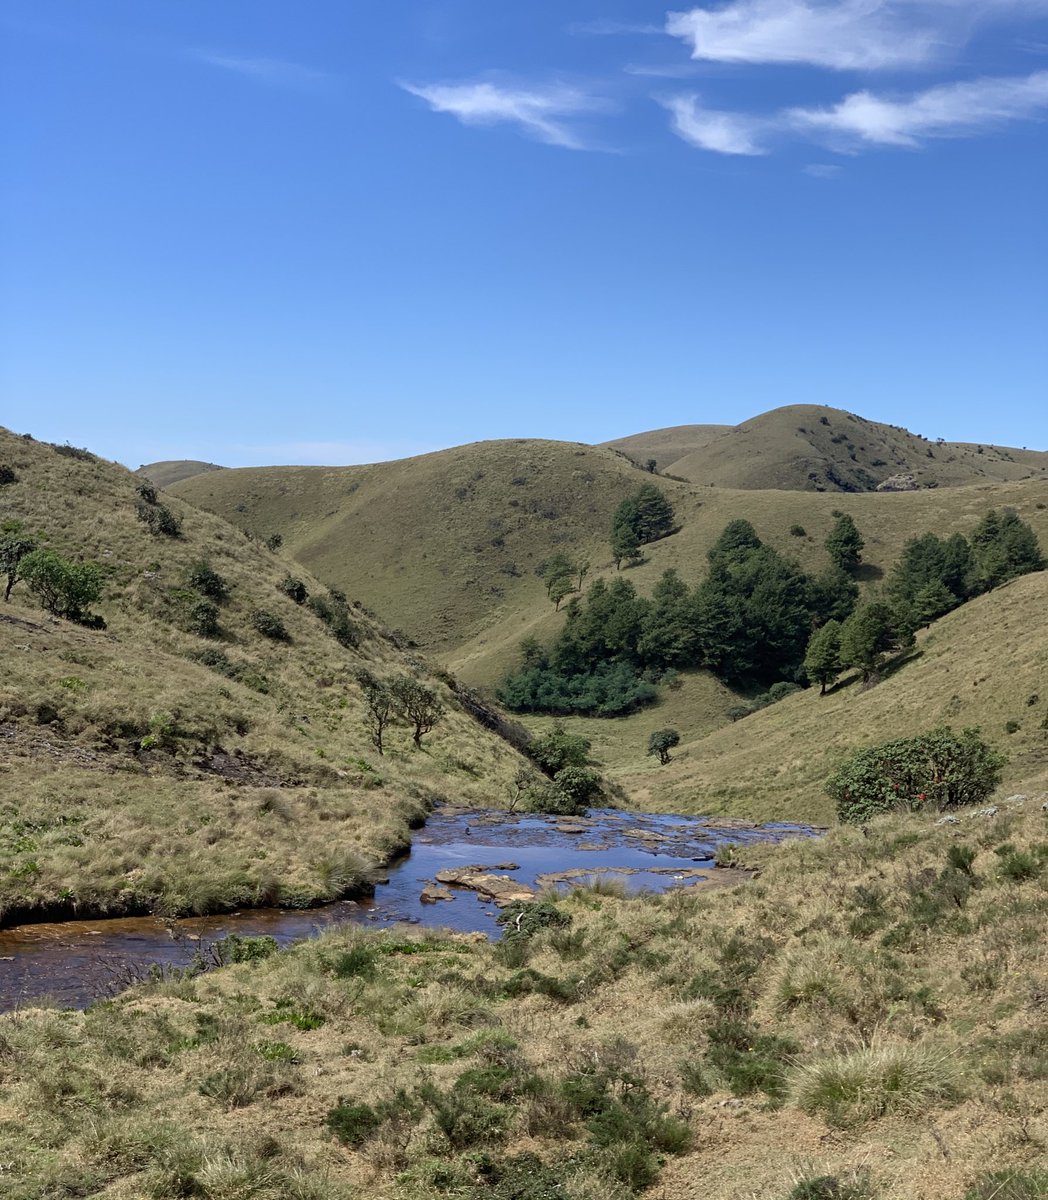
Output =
[
  {"x1": 136, "y1": 459, "x2": 225, "y2": 488},
  {"x1": 658, "y1": 404, "x2": 1048, "y2": 492},
  {"x1": 0, "y1": 427, "x2": 531, "y2": 924},
  {"x1": 598, "y1": 423, "x2": 731, "y2": 472}
]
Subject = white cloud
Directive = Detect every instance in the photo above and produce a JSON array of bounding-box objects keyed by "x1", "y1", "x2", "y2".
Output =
[
  {"x1": 662, "y1": 70, "x2": 1048, "y2": 153},
  {"x1": 789, "y1": 69, "x2": 1048, "y2": 144},
  {"x1": 192, "y1": 50, "x2": 330, "y2": 90},
  {"x1": 665, "y1": 0, "x2": 940, "y2": 70},
  {"x1": 803, "y1": 162, "x2": 843, "y2": 175},
  {"x1": 662, "y1": 93, "x2": 769, "y2": 152},
  {"x1": 400, "y1": 80, "x2": 609, "y2": 148}
]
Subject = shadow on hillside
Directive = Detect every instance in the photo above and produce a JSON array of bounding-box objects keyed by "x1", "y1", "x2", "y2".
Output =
[
  {"x1": 826, "y1": 647, "x2": 924, "y2": 696},
  {"x1": 855, "y1": 563, "x2": 884, "y2": 582}
]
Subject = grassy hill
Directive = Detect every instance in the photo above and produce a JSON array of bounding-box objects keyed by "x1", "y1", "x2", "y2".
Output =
[
  {"x1": 171, "y1": 439, "x2": 668, "y2": 659},
  {"x1": 168, "y1": 422, "x2": 1048, "y2": 797},
  {"x1": 136, "y1": 460, "x2": 225, "y2": 488},
  {"x1": 2, "y1": 794, "x2": 1045, "y2": 1199},
  {"x1": 662, "y1": 404, "x2": 1048, "y2": 492},
  {"x1": 0, "y1": 428, "x2": 530, "y2": 924},
  {"x1": 599, "y1": 423, "x2": 731, "y2": 472}
]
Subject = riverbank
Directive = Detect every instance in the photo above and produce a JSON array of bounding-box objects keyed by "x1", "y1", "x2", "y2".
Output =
[
  {"x1": 0, "y1": 805, "x2": 821, "y2": 1010},
  {"x1": 1, "y1": 798, "x2": 1044, "y2": 1199}
]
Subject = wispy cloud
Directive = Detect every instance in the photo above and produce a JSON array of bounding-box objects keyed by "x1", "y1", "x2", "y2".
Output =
[
  {"x1": 567, "y1": 19, "x2": 664, "y2": 35},
  {"x1": 661, "y1": 94, "x2": 768, "y2": 153},
  {"x1": 803, "y1": 162, "x2": 843, "y2": 176},
  {"x1": 663, "y1": 69, "x2": 1048, "y2": 153},
  {"x1": 790, "y1": 69, "x2": 1048, "y2": 145},
  {"x1": 191, "y1": 50, "x2": 330, "y2": 90},
  {"x1": 400, "y1": 79, "x2": 610, "y2": 149},
  {"x1": 665, "y1": 0, "x2": 940, "y2": 70}
]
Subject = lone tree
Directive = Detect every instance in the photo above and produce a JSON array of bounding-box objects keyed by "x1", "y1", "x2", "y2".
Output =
[
  {"x1": 549, "y1": 575, "x2": 574, "y2": 611},
  {"x1": 610, "y1": 523, "x2": 641, "y2": 570},
  {"x1": 826, "y1": 513, "x2": 864, "y2": 574},
  {"x1": 19, "y1": 549, "x2": 106, "y2": 625},
  {"x1": 391, "y1": 676, "x2": 444, "y2": 747},
  {"x1": 803, "y1": 619, "x2": 842, "y2": 695},
  {"x1": 0, "y1": 523, "x2": 37, "y2": 602},
  {"x1": 647, "y1": 728, "x2": 681, "y2": 765},
  {"x1": 357, "y1": 672, "x2": 397, "y2": 755}
]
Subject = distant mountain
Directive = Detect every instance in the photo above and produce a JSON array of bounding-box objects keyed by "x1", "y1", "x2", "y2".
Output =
[
  {"x1": 137, "y1": 459, "x2": 225, "y2": 488},
  {"x1": 633, "y1": 404, "x2": 1048, "y2": 492}
]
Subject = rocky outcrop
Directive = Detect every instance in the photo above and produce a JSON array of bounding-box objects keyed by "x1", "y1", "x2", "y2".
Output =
[{"x1": 433, "y1": 868, "x2": 536, "y2": 906}]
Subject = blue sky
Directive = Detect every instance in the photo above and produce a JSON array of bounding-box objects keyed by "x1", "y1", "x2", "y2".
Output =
[{"x1": 1, "y1": 0, "x2": 1046, "y2": 467}]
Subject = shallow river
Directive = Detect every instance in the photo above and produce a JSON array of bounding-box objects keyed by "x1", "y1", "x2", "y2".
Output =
[{"x1": 0, "y1": 807, "x2": 820, "y2": 1011}]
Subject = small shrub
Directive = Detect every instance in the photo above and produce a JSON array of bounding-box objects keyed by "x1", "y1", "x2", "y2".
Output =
[
  {"x1": 996, "y1": 848, "x2": 1042, "y2": 883},
  {"x1": 265, "y1": 533, "x2": 283, "y2": 551},
  {"x1": 1004, "y1": 719, "x2": 1020, "y2": 734},
  {"x1": 250, "y1": 609, "x2": 290, "y2": 642},
  {"x1": 647, "y1": 728, "x2": 680, "y2": 765},
  {"x1": 188, "y1": 560, "x2": 230, "y2": 602},
  {"x1": 827, "y1": 727, "x2": 1006, "y2": 823},
  {"x1": 137, "y1": 501, "x2": 182, "y2": 537},
  {"x1": 254, "y1": 1040, "x2": 298, "y2": 1064},
  {"x1": 789, "y1": 524, "x2": 806, "y2": 537},
  {"x1": 187, "y1": 598, "x2": 220, "y2": 638},
  {"x1": 326, "y1": 1102, "x2": 382, "y2": 1147},
  {"x1": 279, "y1": 575, "x2": 309, "y2": 604},
  {"x1": 194, "y1": 647, "x2": 235, "y2": 676},
  {"x1": 791, "y1": 1042, "x2": 959, "y2": 1125},
  {"x1": 0, "y1": 464, "x2": 17, "y2": 485}
]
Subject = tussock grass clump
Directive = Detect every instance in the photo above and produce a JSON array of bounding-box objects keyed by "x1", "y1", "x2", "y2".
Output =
[
  {"x1": 963, "y1": 1168, "x2": 1048, "y2": 1200},
  {"x1": 791, "y1": 1041, "x2": 961, "y2": 1125}
]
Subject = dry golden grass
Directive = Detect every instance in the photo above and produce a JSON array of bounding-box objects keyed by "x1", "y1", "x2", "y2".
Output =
[
  {"x1": 135, "y1": 460, "x2": 225, "y2": 488},
  {"x1": 663, "y1": 403, "x2": 1048, "y2": 491},
  {"x1": 0, "y1": 428, "x2": 529, "y2": 920},
  {"x1": 1, "y1": 795, "x2": 1044, "y2": 1199},
  {"x1": 598, "y1": 423, "x2": 732, "y2": 472}
]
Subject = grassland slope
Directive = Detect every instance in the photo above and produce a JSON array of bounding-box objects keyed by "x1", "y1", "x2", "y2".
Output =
[
  {"x1": 599, "y1": 423, "x2": 731, "y2": 471},
  {"x1": 171, "y1": 439, "x2": 673, "y2": 658},
  {"x1": 136, "y1": 460, "x2": 225, "y2": 488},
  {"x1": 665, "y1": 404, "x2": 1048, "y2": 491},
  {"x1": 0, "y1": 428, "x2": 530, "y2": 924}
]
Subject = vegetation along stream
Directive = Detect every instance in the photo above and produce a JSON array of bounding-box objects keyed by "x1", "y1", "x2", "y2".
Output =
[{"x1": 0, "y1": 806, "x2": 822, "y2": 1011}]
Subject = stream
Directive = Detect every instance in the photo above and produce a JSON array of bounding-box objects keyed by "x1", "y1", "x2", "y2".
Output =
[{"x1": 0, "y1": 807, "x2": 821, "y2": 1011}]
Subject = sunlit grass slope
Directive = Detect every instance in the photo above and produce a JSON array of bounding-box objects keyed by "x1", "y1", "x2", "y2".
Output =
[
  {"x1": 664, "y1": 404, "x2": 1048, "y2": 492},
  {"x1": 612, "y1": 569, "x2": 1048, "y2": 825},
  {"x1": 0, "y1": 428, "x2": 530, "y2": 923},
  {"x1": 136, "y1": 460, "x2": 225, "y2": 488},
  {"x1": 599, "y1": 423, "x2": 732, "y2": 471},
  {"x1": 2, "y1": 797, "x2": 1045, "y2": 1199},
  {"x1": 171, "y1": 438, "x2": 668, "y2": 657}
]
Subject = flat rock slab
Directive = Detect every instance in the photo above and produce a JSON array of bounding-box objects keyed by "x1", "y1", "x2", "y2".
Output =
[
  {"x1": 420, "y1": 884, "x2": 454, "y2": 904},
  {"x1": 554, "y1": 824, "x2": 590, "y2": 835},
  {"x1": 434, "y1": 869, "x2": 537, "y2": 907}
]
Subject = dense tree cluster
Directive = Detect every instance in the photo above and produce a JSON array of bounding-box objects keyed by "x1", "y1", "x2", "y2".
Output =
[
  {"x1": 500, "y1": 519, "x2": 856, "y2": 715},
  {"x1": 804, "y1": 508, "x2": 1044, "y2": 694}
]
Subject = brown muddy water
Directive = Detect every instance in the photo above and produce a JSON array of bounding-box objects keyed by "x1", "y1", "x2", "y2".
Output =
[{"x1": 0, "y1": 806, "x2": 822, "y2": 1011}]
